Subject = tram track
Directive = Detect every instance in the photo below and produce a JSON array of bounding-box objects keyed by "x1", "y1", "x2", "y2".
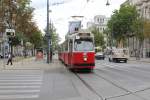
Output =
[
  {"x1": 94, "y1": 70, "x2": 147, "y2": 100},
  {"x1": 75, "y1": 71, "x2": 147, "y2": 100},
  {"x1": 74, "y1": 71, "x2": 129, "y2": 100},
  {"x1": 61, "y1": 64, "x2": 101, "y2": 100},
  {"x1": 98, "y1": 63, "x2": 150, "y2": 83},
  {"x1": 101, "y1": 62, "x2": 150, "y2": 93},
  {"x1": 61, "y1": 60, "x2": 149, "y2": 100},
  {"x1": 95, "y1": 63, "x2": 150, "y2": 100},
  {"x1": 75, "y1": 73, "x2": 104, "y2": 100}
]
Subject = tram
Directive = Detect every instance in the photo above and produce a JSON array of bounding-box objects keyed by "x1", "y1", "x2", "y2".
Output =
[{"x1": 59, "y1": 29, "x2": 95, "y2": 71}]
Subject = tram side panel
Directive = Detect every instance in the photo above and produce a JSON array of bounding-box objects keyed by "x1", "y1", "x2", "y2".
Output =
[{"x1": 64, "y1": 52, "x2": 69, "y2": 66}]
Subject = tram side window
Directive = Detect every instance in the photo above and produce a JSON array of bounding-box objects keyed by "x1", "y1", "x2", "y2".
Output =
[
  {"x1": 65, "y1": 42, "x2": 68, "y2": 51},
  {"x1": 69, "y1": 41, "x2": 73, "y2": 52}
]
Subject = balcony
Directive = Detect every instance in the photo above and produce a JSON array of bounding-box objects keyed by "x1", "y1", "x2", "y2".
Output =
[{"x1": 135, "y1": 1, "x2": 143, "y2": 6}]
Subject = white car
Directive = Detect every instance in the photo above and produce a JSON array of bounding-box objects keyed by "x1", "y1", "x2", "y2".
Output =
[{"x1": 109, "y1": 48, "x2": 129, "y2": 63}]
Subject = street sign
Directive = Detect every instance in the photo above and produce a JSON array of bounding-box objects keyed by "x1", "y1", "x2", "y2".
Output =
[
  {"x1": 5, "y1": 29, "x2": 15, "y2": 37},
  {"x1": 5, "y1": 29, "x2": 15, "y2": 33}
]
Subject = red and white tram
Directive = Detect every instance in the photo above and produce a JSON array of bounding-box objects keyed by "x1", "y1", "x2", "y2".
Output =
[{"x1": 59, "y1": 29, "x2": 95, "y2": 71}]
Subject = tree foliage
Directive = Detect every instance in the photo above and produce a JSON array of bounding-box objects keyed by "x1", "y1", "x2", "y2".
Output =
[
  {"x1": 132, "y1": 17, "x2": 144, "y2": 41},
  {"x1": 44, "y1": 25, "x2": 60, "y2": 51},
  {"x1": 91, "y1": 27, "x2": 105, "y2": 49},
  {"x1": 143, "y1": 20, "x2": 150, "y2": 38},
  {"x1": 0, "y1": 0, "x2": 43, "y2": 48},
  {"x1": 107, "y1": 4, "x2": 139, "y2": 47}
]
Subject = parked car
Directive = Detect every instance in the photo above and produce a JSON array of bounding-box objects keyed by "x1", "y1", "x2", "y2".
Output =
[
  {"x1": 95, "y1": 52, "x2": 105, "y2": 60},
  {"x1": 108, "y1": 48, "x2": 129, "y2": 63}
]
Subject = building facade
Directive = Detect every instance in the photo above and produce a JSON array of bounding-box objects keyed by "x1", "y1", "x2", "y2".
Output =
[
  {"x1": 87, "y1": 15, "x2": 110, "y2": 49},
  {"x1": 87, "y1": 15, "x2": 109, "y2": 33},
  {"x1": 123, "y1": 0, "x2": 150, "y2": 58}
]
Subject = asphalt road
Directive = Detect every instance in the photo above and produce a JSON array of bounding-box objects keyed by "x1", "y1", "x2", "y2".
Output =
[{"x1": 0, "y1": 58, "x2": 149, "y2": 100}]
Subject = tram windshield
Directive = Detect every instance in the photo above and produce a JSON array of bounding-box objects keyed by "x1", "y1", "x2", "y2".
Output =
[{"x1": 74, "y1": 39, "x2": 94, "y2": 51}]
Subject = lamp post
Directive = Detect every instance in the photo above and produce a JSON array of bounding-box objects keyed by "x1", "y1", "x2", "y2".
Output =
[
  {"x1": 46, "y1": 0, "x2": 51, "y2": 63},
  {"x1": 106, "y1": 0, "x2": 110, "y2": 6},
  {"x1": 6, "y1": 0, "x2": 17, "y2": 57}
]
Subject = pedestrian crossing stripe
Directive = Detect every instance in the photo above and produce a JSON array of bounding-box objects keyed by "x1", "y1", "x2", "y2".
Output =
[
  {"x1": 0, "y1": 94, "x2": 39, "y2": 99},
  {"x1": 0, "y1": 70, "x2": 43, "y2": 99}
]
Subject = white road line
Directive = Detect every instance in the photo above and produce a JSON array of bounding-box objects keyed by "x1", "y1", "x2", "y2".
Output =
[
  {"x1": 0, "y1": 77, "x2": 42, "y2": 80},
  {"x1": 0, "y1": 70, "x2": 43, "y2": 99},
  {"x1": 0, "y1": 94, "x2": 39, "y2": 99},
  {"x1": 0, "y1": 75, "x2": 42, "y2": 79},
  {"x1": 0, "y1": 82, "x2": 42, "y2": 85},
  {"x1": 0, "y1": 80, "x2": 42, "y2": 82},
  {"x1": 0, "y1": 74, "x2": 42, "y2": 76},
  {"x1": 0, "y1": 86, "x2": 41, "y2": 89},
  {"x1": 0, "y1": 90, "x2": 40, "y2": 93}
]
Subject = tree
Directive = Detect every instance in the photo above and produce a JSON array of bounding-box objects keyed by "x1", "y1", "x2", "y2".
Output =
[
  {"x1": 44, "y1": 24, "x2": 60, "y2": 52},
  {"x1": 91, "y1": 27, "x2": 105, "y2": 51},
  {"x1": 103, "y1": 28, "x2": 111, "y2": 47},
  {"x1": 0, "y1": 0, "x2": 43, "y2": 52},
  {"x1": 143, "y1": 20, "x2": 150, "y2": 38},
  {"x1": 107, "y1": 5, "x2": 139, "y2": 47}
]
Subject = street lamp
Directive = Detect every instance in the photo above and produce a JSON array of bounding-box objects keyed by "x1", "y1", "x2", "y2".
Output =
[
  {"x1": 106, "y1": 0, "x2": 110, "y2": 6},
  {"x1": 46, "y1": 0, "x2": 51, "y2": 63}
]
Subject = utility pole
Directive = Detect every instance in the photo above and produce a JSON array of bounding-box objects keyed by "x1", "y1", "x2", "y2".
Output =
[
  {"x1": 7, "y1": 0, "x2": 16, "y2": 56},
  {"x1": 46, "y1": 0, "x2": 51, "y2": 63},
  {"x1": 50, "y1": 20, "x2": 53, "y2": 61}
]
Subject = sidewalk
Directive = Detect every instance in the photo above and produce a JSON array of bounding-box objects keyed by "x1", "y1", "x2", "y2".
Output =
[
  {"x1": 0, "y1": 54, "x2": 62, "y2": 70},
  {"x1": 129, "y1": 57, "x2": 150, "y2": 63}
]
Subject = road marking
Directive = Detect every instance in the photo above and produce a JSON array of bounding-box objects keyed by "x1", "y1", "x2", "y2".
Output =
[
  {"x1": 0, "y1": 82, "x2": 42, "y2": 85},
  {"x1": 0, "y1": 94, "x2": 39, "y2": 99},
  {"x1": 0, "y1": 85, "x2": 41, "y2": 89},
  {"x1": 0, "y1": 76, "x2": 42, "y2": 79},
  {"x1": 0, "y1": 70, "x2": 43, "y2": 99},
  {"x1": 0, "y1": 90, "x2": 40, "y2": 93},
  {"x1": 0, "y1": 79, "x2": 42, "y2": 82}
]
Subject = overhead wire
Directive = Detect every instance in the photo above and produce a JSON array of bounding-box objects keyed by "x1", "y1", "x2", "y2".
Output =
[
  {"x1": 77, "y1": 0, "x2": 92, "y2": 27},
  {"x1": 79, "y1": 0, "x2": 90, "y2": 16}
]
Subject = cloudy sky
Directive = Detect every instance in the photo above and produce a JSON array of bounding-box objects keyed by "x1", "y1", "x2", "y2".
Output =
[{"x1": 30, "y1": 0, "x2": 126, "y2": 42}]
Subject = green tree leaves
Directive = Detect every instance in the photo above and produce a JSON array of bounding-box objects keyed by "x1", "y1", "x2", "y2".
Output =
[
  {"x1": 91, "y1": 27, "x2": 105, "y2": 50},
  {"x1": 0, "y1": 0, "x2": 43, "y2": 48},
  {"x1": 107, "y1": 4, "x2": 141, "y2": 47},
  {"x1": 44, "y1": 25, "x2": 60, "y2": 51}
]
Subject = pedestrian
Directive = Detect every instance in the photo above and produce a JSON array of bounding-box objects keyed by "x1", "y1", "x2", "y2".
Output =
[{"x1": 7, "y1": 53, "x2": 13, "y2": 65}]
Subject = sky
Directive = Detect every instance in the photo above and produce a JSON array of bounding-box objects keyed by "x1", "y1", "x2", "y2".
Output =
[{"x1": 30, "y1": 0, "x2": 126, "y2": 42}]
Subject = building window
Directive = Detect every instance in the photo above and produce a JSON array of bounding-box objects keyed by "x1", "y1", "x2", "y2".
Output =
[
  {"x1": 97, "y1": 18, "x2": 99, "y2": 23},
  {"x1": 99, "y1": 18, "x2": 104, "y2": 23},
  {"x1": 103, "y1": 28, "x2": 105, "y2": 31}
]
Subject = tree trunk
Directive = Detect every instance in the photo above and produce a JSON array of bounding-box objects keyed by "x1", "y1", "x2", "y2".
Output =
[
  {"x1": 117, "y1": 38, "x2": 123, "y2": 48},
  {"x1": 137, "y1": 39, "x2": 144, "y2": 59}
]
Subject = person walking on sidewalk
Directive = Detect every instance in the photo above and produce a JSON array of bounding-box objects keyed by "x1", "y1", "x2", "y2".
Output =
[{"x1": 7, "y1": 53, "x2": 13, "y2": 65}]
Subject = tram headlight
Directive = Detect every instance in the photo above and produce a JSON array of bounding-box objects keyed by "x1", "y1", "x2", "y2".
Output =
[{"x1": 83, "y1": 57, "x2": 87, "y2": 61}]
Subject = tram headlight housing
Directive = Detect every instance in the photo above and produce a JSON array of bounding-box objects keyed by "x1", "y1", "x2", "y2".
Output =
[{"x1": 83, "y1": 57, "x2": 87, "y2": 61}]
